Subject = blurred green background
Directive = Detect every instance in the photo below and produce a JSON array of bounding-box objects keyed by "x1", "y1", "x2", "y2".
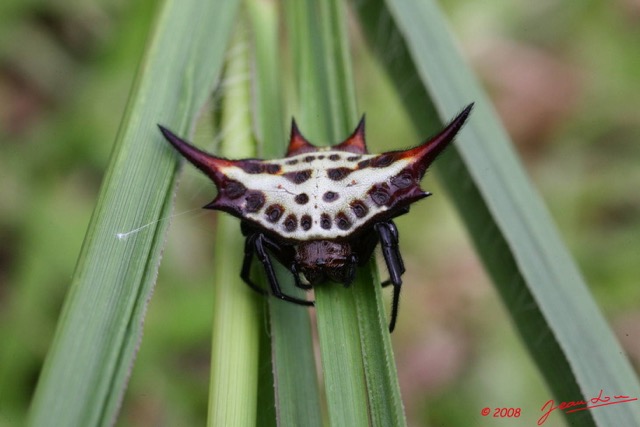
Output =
[{"x1": 0, "y1": 0, "x2": 638, "y2": 426}]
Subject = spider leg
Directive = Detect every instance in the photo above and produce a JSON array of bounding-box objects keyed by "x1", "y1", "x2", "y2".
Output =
[
  {"x1": 290, "y1": 263, "x2": 313, "y2": 290},
  {"x1": 342, "y1": 254, "x2": 358, "y2": 287},
  {"x1": 380, "y1": 221, "x2": 405, "y2": 288},
  {"x1": 374, "y1": 221, "x2": 405, "y2": 332},
  {"x1": 240, "y1": 234, "x2": 269, "y2": 296},
  {"x1": 252, "y1": 234, "x2": 314, "y2": 306}
]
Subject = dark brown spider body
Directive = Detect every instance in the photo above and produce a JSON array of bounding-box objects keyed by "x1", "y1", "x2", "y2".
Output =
[
  {"x1": 295, "y1": 240, "x2": 356, "y2": 285},
  {"x1": 159, "y1": 104, "x2": 472, "y2": 331}
]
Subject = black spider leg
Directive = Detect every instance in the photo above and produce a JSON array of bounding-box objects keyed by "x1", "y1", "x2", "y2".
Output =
[
  {"x1": 241, "y1": 234, "x2": 269, "y2": 296},
  {"x1": 290, "y1": 263, "x2": 312, "y2": 290},
  {"x1": 345, "y1": 253, "x2": 358, "y2": 287},
  {"x1": 241, "y1": 233, "x2": 314, "y2": 306},
  {"x1": 374, "y1": 221, "x2": 406, "y2": 332},
  {"x1": 379, "y1": 222, "x2": 405, "y2": 288}
]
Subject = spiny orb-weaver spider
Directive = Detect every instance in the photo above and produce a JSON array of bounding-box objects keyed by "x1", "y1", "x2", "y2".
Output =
[{"x1": 159, "y1": 104, "x2": 472, "y2": 332}]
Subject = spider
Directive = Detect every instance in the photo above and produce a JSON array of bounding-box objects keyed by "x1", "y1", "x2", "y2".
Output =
[{"x1": 159, "y1": 104, "x2": 472, "y2": 331}]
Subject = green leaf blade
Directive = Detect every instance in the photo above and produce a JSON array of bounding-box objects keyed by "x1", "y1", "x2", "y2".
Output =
[
  {"x1": 246, "y1": 0, "x2": 323, "y2": 425},
  {"x1": 205, "y1": 23, "x2": 262, "y2": 427},
  {"x1": 27, "y1": 1, "x2": 240, "y2": 425},
  {"x1": 356, "y1": 1, "x2": 640, "y2": 426},
  {"x1": 286, "y1": 0, "x2": 406, "y2": 425}
]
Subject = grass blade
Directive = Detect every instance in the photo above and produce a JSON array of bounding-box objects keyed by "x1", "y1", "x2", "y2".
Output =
[
  {"x1": 246, "y1": 1, "x2": 323, "y2": 425},
  {"x1": 356, "y1": 1, "x2": 640, "y2": 426},
  {"x1": 206, "y1": 24, "x2": 262, "y2": 427},
  {"x1": 27, "y1": 0, "x2": 240, "y2": 425},
  {"x1": 285, "y1": 0, "x2": 406, "y2": 425},
  {"x1": 285, "y1": 1, "x2": 368, "y2": 424}
]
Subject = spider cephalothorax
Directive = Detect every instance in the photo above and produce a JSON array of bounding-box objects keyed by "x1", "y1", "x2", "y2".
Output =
[{"x1": 159, "y1": 104, "x2": 472, "y2": 331}]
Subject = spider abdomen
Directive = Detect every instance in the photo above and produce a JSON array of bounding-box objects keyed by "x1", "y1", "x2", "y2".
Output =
[{"x1": 205, "y1": 150, "x2": 426, "y2": 241}]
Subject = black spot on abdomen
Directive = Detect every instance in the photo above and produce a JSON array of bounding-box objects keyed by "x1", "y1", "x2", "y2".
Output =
[
  {"x1": 245, "y1": 191, "x2": 266, "y2": 212},
  {"x1": 265, "y1": 204, "x2": 284, "y2": 222},
  {"x1": 391, "y1": 172, "x2": 414, "y2": 189},
  {"x1": 295, "y1": 193, "x2": 309, "y2": 205},
  {"x1": 357, "y1": 159, "x2": 371, "y2": 169},
  {"x1": 225, "y1": 180, "x2": 246, "y2": 199},
  {"x1": 283, "y1": 214, "x2": 298, "y2": 232},
  {"x1": 301, "y1": 215, "x2": 312, "y2": 230},
  {"x1": 335, "y1": 212, "x2": 352, "y2": 230},
  {"x1": 284, "y1": 169, "x2": 312, "y2": 184},
  {"x1": 320, "y1": 213, "x2": 332, "y2": 230},
  {"x1": 370, "y1": 154, "x2": 394, "y2": 168},
  {"x1": 369, "y1": 185, "x2": 390, "y2": 206},
  {"x1": 265, "y1": 163, "x2": 281, "y2": 174},
  {"x1": 327, "y1": 167, "x2": 352, "y2": 181},
  {"x1": 350, "y1": 200, "x2": 369, "y2": 218},
  {"x1": 322, "y1": 191, "x2": 339, "y2": 202}
]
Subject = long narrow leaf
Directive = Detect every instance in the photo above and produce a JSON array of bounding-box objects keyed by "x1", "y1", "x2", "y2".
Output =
[
  {"x1": 206, "y1": 24, "x2": 262, "y2": 427},
  {"x1": 283, "y1": 2, "x2": 366, "y2": 423},
  {"x1": 356, "y1": 1, "x2": 640, "y2": 426},
  {"x1": 246, "y1": 1, "x2": 323, "y2": 425},
  {"x1": 27, "y1": 1, "x2": 240, "y2": 425},
  {"x1": 286, "y1": 0, "x2": 406, "y2": 425}
]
